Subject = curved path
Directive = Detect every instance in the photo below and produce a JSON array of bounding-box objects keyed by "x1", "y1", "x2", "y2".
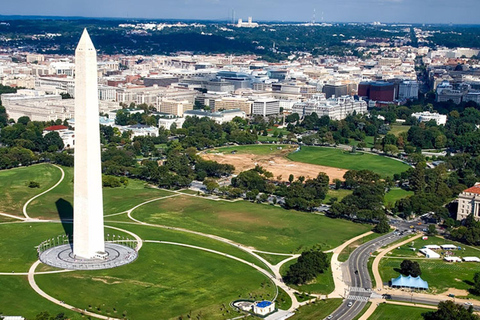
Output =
[
  {"x1": 23, "y1": 164, "x2": 65, "y2": 220},
  {"x1": 28, "y1": 260, "x2": 121, "y2": 320}
]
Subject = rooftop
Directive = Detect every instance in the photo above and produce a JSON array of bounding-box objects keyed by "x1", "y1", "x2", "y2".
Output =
[{"x1": 463, "y1": 184, "x2": 480, "y2": 195}]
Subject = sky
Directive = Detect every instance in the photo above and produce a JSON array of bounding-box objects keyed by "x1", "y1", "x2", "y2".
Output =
[{"x1": 1, "y1": 0, "x2": 479, "y2": 25}]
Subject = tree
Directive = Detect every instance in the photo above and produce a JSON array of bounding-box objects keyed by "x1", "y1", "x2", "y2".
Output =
[
  {"x1": 423, "y1": 300, "x2": 479, "y2": 320},
  {"x1": 203, "y1": 178, "x2": 219, "y2": 194},
  {"x1": 473, "y1": 272, "x2": 480, "y2": 295},
  {"x1": 427, "y1": 224, "x2": 437, "y2": 235},
  {"x1": 284, "y1": 247, "x2": 329, "y2": 285},
  {"x1": 374, "y1": 219, "x2": 390, "y2": 233},
  {"x1": 400, "y1": 259, "x2": 422, "y2": 277}
]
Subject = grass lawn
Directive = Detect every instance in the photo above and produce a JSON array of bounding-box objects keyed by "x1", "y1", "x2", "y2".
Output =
[
  {"x1": 367, "y1": 303, "x2": 429, "y2": 320},
  {"x1": 385, "y1": 188, "x2": 414, "y2": 206},
  {"x1": 379, "y1": 257, "x2": 480, "y2": 294},
  {"x1": 27, "y1": 166, "x2": 173, "y2": 219},
  {"x1": 349, "y1": 136, "x2": 375, "y2": 148},
  {"x1": 275, "y1": 287, "x2": 292, "y2": 310},
  {"x1": 289, "y1": 298, "x2": 343, "y2": 319},
  {"x1": 287, "y1": 146, "x2": 410, "y2": 177},
  {"x1": 131, "y1": 195, "x2": 372, "y2": 253},
  {"x1": 280, "y1": 254, "x2": 334, "y2": 294},
  {"x1": 214, "y1": 144, "x2": 294, "y2": 156},
  {"x1": 390, "y1": 124, "x2": 411, "y2": 137},
  {"x1": 324, "y1": 188, "x2": 353, "y2": 203},
  {"x1": 36, "y1": 243, "x2": 275, "y2": 320},
  {"x1": 105, "y1": 221, "x2": 270, "y2": 271},
  {"x1": 254, "y1": 252, "x2": 293, "y2": 265},
  {"x1": 0, "y1": 164, "x2": 62, "y2": 216},
  {"x1": 0, "y1": 276, "x2": 83, "y2": 319},
  {"x1": 338, "y1": 233, "x2": 382, "y2": 262}
]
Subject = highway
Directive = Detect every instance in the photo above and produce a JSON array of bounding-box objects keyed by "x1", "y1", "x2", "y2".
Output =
[{"x1": 326, "y1": 220, "x2": 418, "y2": 320}]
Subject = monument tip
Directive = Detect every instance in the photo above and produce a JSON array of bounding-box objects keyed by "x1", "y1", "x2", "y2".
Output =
[{"x1": 76, "y1": 28, "x2": 95, "y2": 51}]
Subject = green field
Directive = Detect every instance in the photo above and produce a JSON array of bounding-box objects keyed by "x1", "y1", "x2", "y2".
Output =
[
  {"x1": 0, "y1": 276, "x2": 82, "y2": 319},
  {"x1": 289, "y1": 298, "x2": 343, "y2": 319},
  {"x1": 36, "y1": 243, "x2": 274, "y2": 319},
  {"x1": 280, "y1": 254, "x2": 334, "y2": 294},
  {"x1": 25, "y1": 165, "x2": 172, "y2": 219},
  {"x1": 385, "y1": 188, "x2": 414, "y2": 206},
  {"x1": 0, "y1": 164, "x2": 62, "y2": 216},
  {"x1": 367, "y1": 303, "x2": 428, "y2": 320},
  {"x1": 324, "y1": 188, "x2": 353, "y2": 203},
  {"x1": 379, "y1": 257, "x2": 480, "y2": 295},
  {"x1": 390, "y1": 124, "x2": 411, "y2": 137},
  {"x1": 214, "y1": 144, "x2": 294, "y2": 156},
  {"x1": 287, "y1": 146, "x2": 410, "y2": 177},
  {"x1": 132, "y1": 195, "x2": 372, "y2": 253},
  {"x1": 254, "y1": 252, "x2": 293, "y2": 265},
  {"x1": 105, "y1": 222, "x2": 269, "y2": 270}
]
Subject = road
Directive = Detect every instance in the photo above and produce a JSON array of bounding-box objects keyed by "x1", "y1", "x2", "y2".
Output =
[{"x1": 327, "y1": 221, "x2": 417, "y2": 320}]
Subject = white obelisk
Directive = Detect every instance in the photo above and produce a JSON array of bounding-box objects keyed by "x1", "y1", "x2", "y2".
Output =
[{"x1": 73, "y1": 29, "x2": 105, "y2": 259}]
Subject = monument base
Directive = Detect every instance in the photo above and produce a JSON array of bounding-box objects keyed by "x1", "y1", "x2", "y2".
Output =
[{"x1": 39, "y1": 243, "x2": 137, "y2": 270}]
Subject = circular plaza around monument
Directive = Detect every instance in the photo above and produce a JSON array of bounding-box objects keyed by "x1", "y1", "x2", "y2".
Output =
[{"x1": 38, "y1": 242, "x2": 138, "y2": 270}]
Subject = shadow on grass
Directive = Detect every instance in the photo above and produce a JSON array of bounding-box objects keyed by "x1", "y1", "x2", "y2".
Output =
[{"x1": 55, "y1": 198, "x2": 73, "y2": 241}]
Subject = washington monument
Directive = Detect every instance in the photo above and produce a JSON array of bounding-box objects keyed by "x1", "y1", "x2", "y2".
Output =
[{"x1": 73, "y1": 29, "x2": 105, "y2": 259}]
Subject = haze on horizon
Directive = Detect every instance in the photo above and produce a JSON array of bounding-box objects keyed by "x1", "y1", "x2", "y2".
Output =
[{"x1": 1, "y1": 0, "x2": 479, "y2": 25}]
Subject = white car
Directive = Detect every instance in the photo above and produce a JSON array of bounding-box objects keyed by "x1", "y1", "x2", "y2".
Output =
[{"x1": 348, "y1": 302, "x2": 353, "y2": 307}]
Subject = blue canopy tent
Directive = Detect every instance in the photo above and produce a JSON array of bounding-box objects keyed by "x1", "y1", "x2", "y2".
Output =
[{"x1": 390, "y1": 275, "x2": 429, "y2": 290}]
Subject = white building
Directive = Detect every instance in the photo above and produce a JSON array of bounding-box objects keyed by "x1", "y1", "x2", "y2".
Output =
[
  {"x1": 457, "y1": 183, "x2": 480, "y2": 221},
  {"x1": 236, "y1": 17, "x2": 259, "y2": 28},
  {"x1": 252, "y1": 98, "x2": 280, "y2": 116},
  {"x1": 444, "y1": 256, "x2": 462, "y2": 262},
  {"x1": 158, "y1": 117, "x2": 186, "y2": 130},
  {"x1": 463, "y1": 257, "x2": 480, "y2": 262},
  {"x1": 253, "y1": 301, "x2": 275, "y2": 316},
  {"x1": 411, "y1": 111, "x2": 447, "y2": 126},
  {"x1": 292, "y1": 95, "x2": 367, "y2": 120},
  {"x1": 398, "y1": 81, "x2": 419, "y2": 100},
  {"x1": 183, "y1": 109, "x2": 246, "y2": 124},
  {"x1": 419, "y1": 248, "x2": 440, "y2": 259}
]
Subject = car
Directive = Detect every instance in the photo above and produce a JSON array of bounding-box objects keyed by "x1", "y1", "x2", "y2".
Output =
[
  {"x1": 327, "y1": 316, "x2": 333, "y2": 319},
  {"x1": 465, "y1": 302, "x2": 473, "y2": 306},
  {"x1": 348, "y1": 302, "x2": 353, "y2": 307}
]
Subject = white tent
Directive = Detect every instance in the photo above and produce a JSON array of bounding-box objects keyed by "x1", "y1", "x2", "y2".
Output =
[
  {"x1": 444, "y1": 256, "x2": 462, "y2": 262},
  {"x1": 463, "y1": 257, "x2": 480, "y2": 262},
  {"x1": 420, "y1": 248, "x2": 440, "y2": 259},
  {"x1": 440, "y1": 244, "x2": 457, "y2": 250},
  {"x1": 423, "y1": 245, "x2": 441, "y2": 250}
]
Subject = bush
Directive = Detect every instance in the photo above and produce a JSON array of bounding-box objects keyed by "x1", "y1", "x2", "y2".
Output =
[{"x1": 28, "y1": 181, "x2": 40, "y2": 188}]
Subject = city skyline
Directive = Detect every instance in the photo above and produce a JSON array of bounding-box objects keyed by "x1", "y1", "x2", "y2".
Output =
[{"x1": 1, "y1": 0, "x2": 480, "y2": 25}]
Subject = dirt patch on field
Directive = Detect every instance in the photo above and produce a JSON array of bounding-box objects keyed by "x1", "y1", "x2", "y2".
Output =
[{"x1": 201, "y1": 152, "x2": 347, "y2": 183}]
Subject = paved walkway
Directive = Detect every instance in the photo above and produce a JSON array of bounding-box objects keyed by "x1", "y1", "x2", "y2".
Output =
[
  {"x1": 28, "y1": 260, "x2": 121, "y2": 320},
  {"x1": 373, "y1": 234, "x2": 423, "y2": 291},
  {"x1": 328, "y1": 231, "x2": 374, "y2": 299}
]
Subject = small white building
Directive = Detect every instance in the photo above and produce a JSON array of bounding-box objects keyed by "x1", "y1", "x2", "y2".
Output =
[
  {"x1": 444, "y1": 256, "x2": 462, "y2": 262},
  {"x1": 158, "y1": 117, "x2": 186, "y2": 130},
  {"x1": 419, "y1": 248, "x2": 440, "y2": 259},
  {"x1": 253, "y1": 301, "x2": 275, "y2": 316},
  {"x1": 463, "y1": 257, "x2": 480, "y2": 262}
]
